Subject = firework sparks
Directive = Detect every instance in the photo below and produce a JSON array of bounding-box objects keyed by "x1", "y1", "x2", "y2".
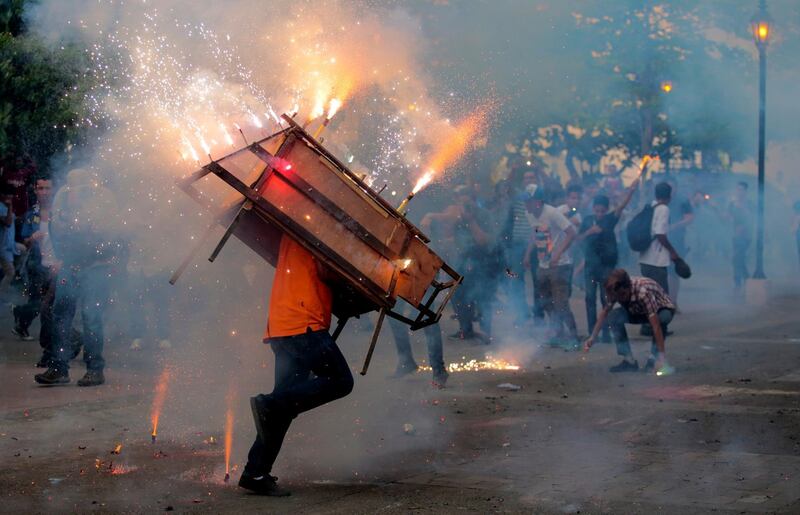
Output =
[
  {"x1": 409, "y1": 103, "x2": 493, "y2": 197},
  {"x1": 411, "y1": 170, "x2": 434, "y2": 195},
  {"x1": 150, "y1": 366, "x2": 171, "y2": 443},
  {"x1": 419, "y1": 355, "x2": 521, "y2": 373}
]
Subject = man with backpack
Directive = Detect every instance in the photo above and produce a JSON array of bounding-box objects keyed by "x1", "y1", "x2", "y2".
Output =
[
  {"x1": 628, "y1": 182, "x2": 683, "y2": 293},
  {"x1": 628, "y1": 182, "x2": 683, "y2": 335}
]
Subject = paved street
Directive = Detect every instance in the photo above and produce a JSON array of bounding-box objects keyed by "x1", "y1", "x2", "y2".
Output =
[{"x1": 2, "y1": 278, "x2": 800, "y2": 514}]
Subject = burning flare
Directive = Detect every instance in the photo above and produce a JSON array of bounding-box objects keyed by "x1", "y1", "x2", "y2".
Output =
[
  {"x1": 411, "y1": 170, "x2": 434, "y2": 195},
  {"x1": 224, "y1": 406, "x2": 234, "y2": 481},
  {"x1": 411, "y1": 102, "x2": 494, "y2": 197},
  {"x1": 150, "y1": 366, "x2": 171, "y2": 443}
]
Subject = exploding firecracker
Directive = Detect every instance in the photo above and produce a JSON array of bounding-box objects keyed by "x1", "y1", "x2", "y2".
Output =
[{"x1": 150, "y1": 366, "x2": 171, "y2": 443}]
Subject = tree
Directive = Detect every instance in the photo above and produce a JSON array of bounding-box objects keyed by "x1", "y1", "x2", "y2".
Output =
[
  {"x1": 0, "y1": 0, "x2": 92, "y2": 176},
  {"x1": 532, "y1": 1, "x2": 754, "y2": 176}
]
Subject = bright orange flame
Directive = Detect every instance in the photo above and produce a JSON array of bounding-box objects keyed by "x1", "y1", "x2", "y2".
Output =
[
  {"x1": 661, "y1": 81, "x2": 672, "y2": 93},
  {"x1": 327, "y1": 98, "x2": 343, "y2": 119},
  {"x1": 112, "y1": 444, "x2": 122, "y2": 454},
  {"x1": 416, "y1": 103, "x2": 493, "y2": 194},
  {"x1": 638, "y1": 155, "x2": 654, "y2": 175},
  {"x1": 224, "y1": 406, "x2": 234, "y2": 475},
  {"x1": 150, "y1": 367, "x2": 171, "y2": 439},
  {"x1": 412, "y1": 170, "x2": 434, "y2": 195}
]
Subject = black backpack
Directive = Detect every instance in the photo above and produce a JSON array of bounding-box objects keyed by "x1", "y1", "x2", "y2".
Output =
[{"x1": 627, "y1": 204, "x2": 655, "y2": 252}]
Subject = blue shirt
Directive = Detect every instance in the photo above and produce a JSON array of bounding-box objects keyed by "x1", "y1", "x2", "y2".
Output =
[{"x1": 0, "y1": 204, "x2": 16, "y2": 261}]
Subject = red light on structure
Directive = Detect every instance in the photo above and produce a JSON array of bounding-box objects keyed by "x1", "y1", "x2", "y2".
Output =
[{"x1": 285, "y1": 164, "x2": 292, "y2": 171}]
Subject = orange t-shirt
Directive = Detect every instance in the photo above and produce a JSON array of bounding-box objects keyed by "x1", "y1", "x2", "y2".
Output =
[{"x1": 265, "y1": 235, "x2": 333, "y2": 339}]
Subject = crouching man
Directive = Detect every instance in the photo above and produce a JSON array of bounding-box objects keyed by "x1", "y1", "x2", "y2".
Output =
[
  {"x1": 240, "y1": 234, "x2": 354, "y2": 496},
  {"x1": 583, "y1": 268, "x2": 675, "y2": 376}
]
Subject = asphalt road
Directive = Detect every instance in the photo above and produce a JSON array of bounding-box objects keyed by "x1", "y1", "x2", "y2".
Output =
[{"x1": 1, "y1": 278, "x2": 799, "y2": 514}]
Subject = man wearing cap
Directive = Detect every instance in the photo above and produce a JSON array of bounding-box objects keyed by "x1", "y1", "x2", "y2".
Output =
[{"x1": 522, "y1": 184, "x2": 580, "y2": 350}]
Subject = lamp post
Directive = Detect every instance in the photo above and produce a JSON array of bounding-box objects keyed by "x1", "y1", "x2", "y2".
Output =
[{"x1": 751, "y1": 0, "x2": 771, "y2": 279}]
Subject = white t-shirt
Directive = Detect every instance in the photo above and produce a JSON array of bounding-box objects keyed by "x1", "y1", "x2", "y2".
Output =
[
  {"x1": 558, "y1": 204, "x2": 582, "y2": 263},
  {"x1": 639, "y1": 202, "x2": 671, "y2": 267},
  {"x1": 526, "y1": 204, "x2": 573, "y2": 269}
]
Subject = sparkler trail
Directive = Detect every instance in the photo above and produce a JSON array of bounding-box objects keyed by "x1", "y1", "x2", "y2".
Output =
[
  {"x1": 150, "y1": 366, "x2": 171, "y2": 443},
  {"x1": 223, "y1": 384, "x2": 236, "y2": 482},
  {"x1": 412, "y1": 102, "x2": 495, "y2": 195}
]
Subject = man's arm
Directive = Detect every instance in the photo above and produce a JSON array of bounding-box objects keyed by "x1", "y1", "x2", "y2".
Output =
[
  {"x1": 613, "y1": 177, "x2": 641, "y2": 218},
  {"x1": 549, "y1": 225, "x2": 576, "y2": 266},
  {"x1": 462, "y1": 208, "x2": 490, "y2": 246},
  {"x1": 655, "y1": 234, "x2": 680, "y2": 261},
  {"x1": 649, "y1": 312, "x2": 666, "y2": 356},
  {"x1": 584, "y1": 303, "x2": 613, "y2": 351}
]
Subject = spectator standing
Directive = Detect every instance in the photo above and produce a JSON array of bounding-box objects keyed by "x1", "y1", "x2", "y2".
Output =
[
  {"x1": 501, "y1": 170, "x2": 538, "y2": 325},
  {"x1": 638, "y1": 182, "x2": 681, "y2": 293},
  {"x1": 426, "y1": 185, "x2": 498, "y2": 342},
  {"x1": 12, "y1": 178, "x2": 54, "y2": 341},
  {"x1": 523, "y1": 185, "x2": 580, "y2": 350},
  {"x1": 578, "y1": 177, "x2": 639, "y2": 342},
  {"x1": 34, "y1": 169, "x2": 121, "y2": 387},
  {"x1": 0, "y1": 184, "x2": 17, "y2": 298},
  {"x1": 728, "y1": 182, "x2": 753, "y2": 294},
  {"x1": 666, "y1": 180, "x2": 694, "y2": 306}
]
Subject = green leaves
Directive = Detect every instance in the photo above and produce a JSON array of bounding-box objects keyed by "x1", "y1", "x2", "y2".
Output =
[{"x1": 0, "y1": 1, "x2": 91, "y2": 176}]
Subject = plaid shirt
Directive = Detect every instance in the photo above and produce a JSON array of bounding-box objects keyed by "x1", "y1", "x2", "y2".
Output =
[{"x1": 620, "y1": 277, "x2": 675, "y2": 317}]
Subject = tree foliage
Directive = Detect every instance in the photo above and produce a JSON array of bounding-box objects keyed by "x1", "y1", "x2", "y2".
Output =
[
  {"x1": 531, "y1": 0, "x2": 754, "y2": 175},
  {"x1": 0, "y1": 0, "x2": 91, "y2": 176}
]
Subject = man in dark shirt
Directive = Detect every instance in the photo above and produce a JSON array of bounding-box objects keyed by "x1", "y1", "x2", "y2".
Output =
[{"x1": 578, "y1": 177, "x2": 638, "y2": 342}]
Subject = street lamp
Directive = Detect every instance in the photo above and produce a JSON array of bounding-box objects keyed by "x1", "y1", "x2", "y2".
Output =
[{"x1": 751, "y1": 0, "x2": 771, "y2": 279}]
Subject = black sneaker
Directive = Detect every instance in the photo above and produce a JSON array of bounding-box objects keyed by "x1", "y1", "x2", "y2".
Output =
[
  {"x1": 642, "y1": 357, "x2": 656, "y2": 373},
  {"x1": 238, "y1": 472, "x2": 291, "y2": 496},
  {"x1": 250, "y1": 395, "x2": 273, "y2": 444},
  {"x1": 609, "y1": 360, "x2": 639, "y2": 373},
  {"x1": 77, "y1": 370, "x2": 105, "y2": 387},
  {"x1": 35, "y1": 367, "x2": 70, "y2": 385},
  {"x1": 11, "y1": 325, "x2": 26, "y2": 339},
  {"x1": 432, "y1": 369, "x2": 449, "y2": 388}
]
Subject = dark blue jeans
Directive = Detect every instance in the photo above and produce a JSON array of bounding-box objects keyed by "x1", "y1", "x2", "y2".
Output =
[
  {"x1": 732, "y1": 236, "x2": 750, "y2": 288},
  {"x1": 245, "y1": 329, "x2": 354, "y2": 476},
  {"x1": 504, "y1": 241, "x2": 531, "y2": 321},
  {"x1": 584, "y1": 262, "x2": 614, "y2": 340},
  {"x1": 610, "y1": 307, "x2": 674, "y2": 359},
  {"x1": 388, "y1": 317, "x2": 445, "y2": 372},
  {"x1": 51, "y1": 264, "x2": 111, "y2": 372}
]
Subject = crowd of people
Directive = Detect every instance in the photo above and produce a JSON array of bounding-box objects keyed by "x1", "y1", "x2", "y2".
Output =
[
  {"x1": 409, "y1": 158, "x2": 800, "y2": 377},
  {"x1": 0, "y1": 154, "x2": 796, "y2": 388}
]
